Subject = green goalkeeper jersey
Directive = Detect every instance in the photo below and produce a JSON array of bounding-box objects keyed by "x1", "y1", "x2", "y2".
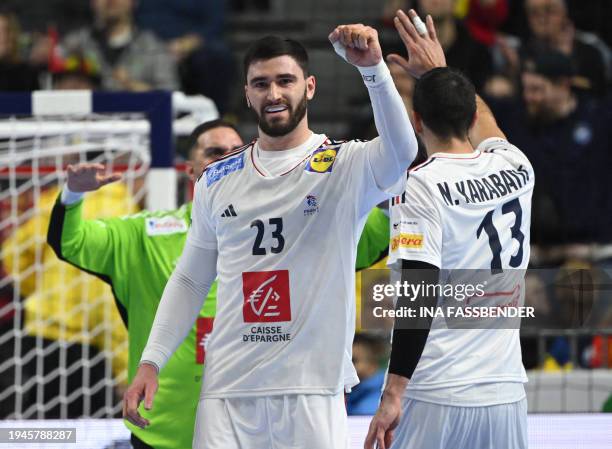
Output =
[
  {"x1": 48, "y1": 195, "x2": 215, "y2": 449},
  {"x1": 47, "y1": 192, "x2": 389, "y2": 449}
]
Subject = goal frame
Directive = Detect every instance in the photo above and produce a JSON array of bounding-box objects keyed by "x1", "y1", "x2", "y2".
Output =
[{"x1": 0, "y1": 90, "x2": 176, "y2": 210}]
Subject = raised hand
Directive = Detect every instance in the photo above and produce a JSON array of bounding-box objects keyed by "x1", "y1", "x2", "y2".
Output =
[
  {"x1": 387, "y1": 9, "x2": 446, "y2": 78},
  {"x1": 66, "y1": 163, "x2": 122, "y2": 193},
  {"x1": 328, "y1": 24, "x2": 382, "y2": 67},
  {"x1": 122, "y1": 363, "x2": 159, "y2": 429}
]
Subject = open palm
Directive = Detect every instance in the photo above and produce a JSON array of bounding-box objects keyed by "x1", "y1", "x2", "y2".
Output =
[
  {"x1": 66, "y1": 163, "x2": 122, "y2": 193},
  {"x1": 387, "y1": 9, "x2": 446, "y2": 78}
]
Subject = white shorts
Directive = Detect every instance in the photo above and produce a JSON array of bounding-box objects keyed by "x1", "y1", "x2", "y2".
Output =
[
  {"x1": 390, "y1": 398, "x2": 528, "y2": 449},
  {"x1": 193, "y1": 393, "x2": 348, "y2": 449}
]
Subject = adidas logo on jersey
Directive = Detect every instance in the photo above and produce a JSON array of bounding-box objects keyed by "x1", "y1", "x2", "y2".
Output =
[{"x1": 221, "y1": 204, "x2": 237, "y2": 217}]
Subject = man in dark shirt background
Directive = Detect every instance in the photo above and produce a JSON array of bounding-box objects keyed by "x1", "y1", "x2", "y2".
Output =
[{"x1": 491, "y1": 49, "x2": 612, "y2": 254}]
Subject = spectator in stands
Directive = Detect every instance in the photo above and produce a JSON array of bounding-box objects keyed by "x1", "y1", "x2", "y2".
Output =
[
  {"x1": 464, "y1": 0, "x2": 509, "y2": 48},
  {"x1": 0, "y1": 10, "x2": 39, "y2": 91},
  {"x1": 522, "y1": 0, "x2": 610, "y2": 96},
  {"x1": 490, "y1": 49, "x2": 612, "y2": 259},
  {"x1": 2, "y1": 0, "x2": 90, "y2": 37},
  {"x1": 0, "y1": 2, "x2": 91, "y2": 75},
  {"x1": 62, "y1": 0, "x2": 178, "y2": 92},
  {"x1": 137, "y1": 0, "x2": 236, "y2": 114},
  {"x1": 51, "y1": 52, "x2": 101, "y2": 90},
  {"x1": 385, "y1": 0, "x2": 494, "y2": 90},
  {"x1": 347, "y1": 333, "x2": 387, "y2": 415}
]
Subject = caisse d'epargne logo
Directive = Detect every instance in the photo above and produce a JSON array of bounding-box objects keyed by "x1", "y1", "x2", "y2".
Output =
[{"x1": 242, "y1": 270, "x2": 291, "y2": 322}]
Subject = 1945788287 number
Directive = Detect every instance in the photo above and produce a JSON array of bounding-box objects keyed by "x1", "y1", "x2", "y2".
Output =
[{"x1": 4, "y1": 428, "x2": 75, "y2": 443}]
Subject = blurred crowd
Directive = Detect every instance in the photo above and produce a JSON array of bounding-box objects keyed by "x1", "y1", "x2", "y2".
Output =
[
  {"x1": 1, "y1": 0, "x2": 612, "y2": 416},
  {"x1": 0, "y1": 0, "x2": 235, "y2": 112},
  {"x1": 382, "y1": 0, "x2": 612, "y2": 257}
]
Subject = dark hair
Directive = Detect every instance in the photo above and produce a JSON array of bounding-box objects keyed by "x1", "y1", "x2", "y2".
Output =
[
  {"x1": 413, "y1": 67, "x2": 476, "y2": 141},
  {"x1": 521, "y1": 49, "x2": 575, "y2": 82},
  {"x1": 353, "y1": 332, "x2": 387, "y2": 365},
  {"x1": 243, "y1": 36, "x2": 309, "y2": 79},
  {"x1": 187, "y1": 119, "x2": 239, "y2": 153}
]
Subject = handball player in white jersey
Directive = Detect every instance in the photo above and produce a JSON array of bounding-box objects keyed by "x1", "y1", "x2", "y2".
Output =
[
  {"x1": 365, "y1": 10, "x2": 534, "y2": 449},
  {"x1": 123, "y1": 20, "x2": 425, "y2": 449}
]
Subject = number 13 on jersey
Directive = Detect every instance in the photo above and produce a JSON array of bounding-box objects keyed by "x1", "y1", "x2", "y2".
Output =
[{"x1": 477, "y1": 198, "x2": 526, "y2": 273}]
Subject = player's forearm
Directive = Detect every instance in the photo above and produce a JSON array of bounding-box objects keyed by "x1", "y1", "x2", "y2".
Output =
[
  {"x1": 387, "y1": 260, "x2": 438, "y2": 379},
  {"x1": 48, "y1": 191, "x2": 113, "y2": 275},
  {"x1": 388, "y1": 328, "x2": 431, "y2": 379},
  {"x1": 468, "y1": 95, "x2": 506, "y2": 149},
  {"x1": 382, "y1": 373, "x2": 409, "y2": 400},
  {"x1": 140, "y1": 243, "x2": 217, "y2": 371},
  {"x1": 362, "y1": 62, "x2": 418, "y2": 189},
  {"x1": 48, "y1": 192, "x2": 87, "y2": 260}
]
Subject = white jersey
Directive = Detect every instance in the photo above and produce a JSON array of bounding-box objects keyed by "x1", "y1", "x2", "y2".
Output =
[
  {"x1": 190, "y1": 133, "x2": 401, "y2": 398},
  {"x1": 388, "y1": 137, "x2": 534, "y2": 406}
]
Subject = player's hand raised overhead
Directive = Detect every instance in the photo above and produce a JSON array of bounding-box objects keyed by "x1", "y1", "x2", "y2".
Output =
[
  {"x1": 66, "y1": 163, "x2": 122, "y2": 193},
  {"x1": 387, "y1": 9, "x2": 446, "y2": 78},
  {"x1": 123, "y1": 362, "x2": 159, "y2": 429},
  {"x1": 329, "y1": 24, "x2": 382, "y2": 67}
]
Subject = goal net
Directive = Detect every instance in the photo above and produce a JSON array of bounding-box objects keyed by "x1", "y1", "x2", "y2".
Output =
[{"x1": 0, "y1": 91, "x2": 213, "y2": 419}]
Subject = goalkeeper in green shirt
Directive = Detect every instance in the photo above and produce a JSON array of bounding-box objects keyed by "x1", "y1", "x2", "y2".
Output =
[
  {"x1": 47, "y1": 120, "x2": 243, "y2": 449},
  {"x1": 48, "y1": 119, "x2": 390, "y2": 448}
]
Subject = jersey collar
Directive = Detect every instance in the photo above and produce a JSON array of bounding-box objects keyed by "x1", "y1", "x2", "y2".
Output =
[
  {"x1": 428, "y1": 149, "x2": 482, "y2": 159},
  {"x1": 250, "y1": 133, "x2": 327, "y2": 178}
]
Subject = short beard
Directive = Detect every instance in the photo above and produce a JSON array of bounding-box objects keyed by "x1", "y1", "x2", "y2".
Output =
[
  {"x1": 256, "y1": 91, "x2": 308, "y2": 137},
  {"x1": 526, "y1": 106, "x2": 558, "y2": 127}
]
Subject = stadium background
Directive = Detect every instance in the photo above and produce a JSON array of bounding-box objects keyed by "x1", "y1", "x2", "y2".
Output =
[{"x1": 1, "y1": 0, "x2": 611, "y2": 447}]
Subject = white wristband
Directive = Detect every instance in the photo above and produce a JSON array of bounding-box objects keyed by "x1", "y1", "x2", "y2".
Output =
[
  {"x1": 61, "y1": 185, "x2": 85, "y2": 205},
  {"x1": 357, "y1": 60, "x2": 392, "y2": 87},
  {"x1": 332, "y1": 40, "x2": 391, "y2": 86},
  {"x1": 139, "y1": 360, "x2": 160, "y2": 374}
]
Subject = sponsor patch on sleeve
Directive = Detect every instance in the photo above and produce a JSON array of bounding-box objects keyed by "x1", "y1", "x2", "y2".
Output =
[
  {"x1": 206, "y1": 153, "x2": 245, "y2": 186},
  {"x1": 390, "y1": 217, "x2": 425, "y2": 252},
  {"x1": 390, "y1": 233, "x2": 424, "y2": 252}
]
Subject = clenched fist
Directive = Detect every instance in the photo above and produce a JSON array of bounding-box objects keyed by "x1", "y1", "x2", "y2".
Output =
[{"x1": 328, "y1": 24, "x2": 382, "y2": 67}]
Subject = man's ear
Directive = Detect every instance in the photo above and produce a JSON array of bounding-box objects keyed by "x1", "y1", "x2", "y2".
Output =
[
  {"x1": 306, "y1": 75, "x2": 316, "y2": 100},
  {"x1": 185, "y1": 161, "x2": 195, "y2": 181},
  {"x1": 412, "y1": 110, "x2": 424, "y2": 135}
]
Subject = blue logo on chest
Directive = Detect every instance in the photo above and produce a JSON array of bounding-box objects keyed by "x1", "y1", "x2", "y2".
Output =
[{"x1": 206, "y1": 153, "x2": 245, "y2": 186}]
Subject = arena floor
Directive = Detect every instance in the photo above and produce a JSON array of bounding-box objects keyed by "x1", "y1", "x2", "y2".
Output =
[{"x1": 1, "y1": 414, "x2": 611, "y2": 448}]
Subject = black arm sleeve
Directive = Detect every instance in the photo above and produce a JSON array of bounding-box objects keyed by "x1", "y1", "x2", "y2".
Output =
[{"x1": 388, "y1": 260, "x2": 440, "y2": 379}]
